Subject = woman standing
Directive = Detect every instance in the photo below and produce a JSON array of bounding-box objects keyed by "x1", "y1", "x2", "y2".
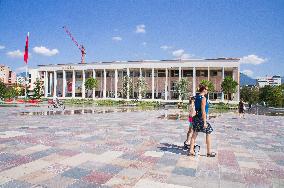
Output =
[{"x1": 189, "y1": 85, "x2": 216, "y2": 157}]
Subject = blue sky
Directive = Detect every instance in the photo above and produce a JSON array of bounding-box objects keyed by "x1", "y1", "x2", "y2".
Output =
[{"x1": 0, "y1": 0, "x2": 283, "y2": 78}]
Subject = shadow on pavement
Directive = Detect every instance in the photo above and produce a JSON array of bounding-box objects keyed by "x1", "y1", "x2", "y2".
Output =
[{"x1": 158, "y1": 143, "x2": 188, "y2": 155}]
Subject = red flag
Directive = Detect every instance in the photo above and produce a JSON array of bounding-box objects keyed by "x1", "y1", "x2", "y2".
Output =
[{"x1": 24, "y1": 32, "x2": 29, "y2": 64}]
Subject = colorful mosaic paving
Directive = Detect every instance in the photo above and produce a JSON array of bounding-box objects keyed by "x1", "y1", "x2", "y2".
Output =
[{"x1": 0, "y1": 106, "x2": 283, "y2": 187}]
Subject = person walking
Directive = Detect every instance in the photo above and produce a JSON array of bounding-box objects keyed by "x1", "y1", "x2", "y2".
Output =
[
  {"x1": 239, "y1": 99, "x2": 245, "y2": 118},
  {"x1": 189, "y1": 84, "x2": 216, "y2": 157}
]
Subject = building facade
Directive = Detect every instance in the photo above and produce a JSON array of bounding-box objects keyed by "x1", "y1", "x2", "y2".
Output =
[
  {"x1": 30, "y1": 59, "x2": 240, "y2": 102},
  {"x1": 0, "y1": 65, "x2": 16, "y2": 85},
  {"x1": 257, "y1": 75, "x2": 281, "y2": 88}
]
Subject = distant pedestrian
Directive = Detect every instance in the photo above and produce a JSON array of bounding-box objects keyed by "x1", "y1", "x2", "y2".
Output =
[
  {"x1": 184, "y1": 96, "x2": 196, "y2": 149},
  {"x1": 189, "y1": 84, "x2": 215, "y2": 157},
  {"x1": 248, "y1": 102, "x2": 252, "y2": 113},
  {"x1": 239, "y1": 99, "x2": 245, "y2": 118}
]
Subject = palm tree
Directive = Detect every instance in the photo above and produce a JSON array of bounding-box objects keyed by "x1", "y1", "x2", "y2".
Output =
[{"x1": 221, "y1": 76, "x2": 238, "y2": 102}]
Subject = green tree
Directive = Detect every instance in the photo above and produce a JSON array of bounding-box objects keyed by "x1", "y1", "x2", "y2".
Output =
[
  {"x1": 270, "y1": 86, "x2": 283, "y2": 107},
  {"x1": 240, "y1": 86, "x2": 259, "y2": 104},
  {"x1": 33, "y1": 79, "x2": 43, "y2": 99},
  {"x1": 200, "y1": 80, "x2": 215, "y2": 92},
  {"x1": 4, "y1": 86, "x2": 17, "y2": 99},
  {"x1": 0, "y1": 81, "x2": 6, "y2": 100},
  {"x1": 84, "y1": 77, "x2": 98, "y2": 97},
  {"x1": 258, "y1": 85, "x2": 272, "y2": 106},
  {"x1": 175, "y1": 78, "x2": 189, "y2": 101},
  {"x1": 136, "y1": 77, "x2": 148, "y2": 98},
  {"x1": 221, "y1": 76, "x2": 238, "y2": 101}
]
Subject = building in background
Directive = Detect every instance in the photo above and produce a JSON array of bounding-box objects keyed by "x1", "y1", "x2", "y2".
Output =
[
  {"x1": 29, "y1": 58, "x2": 240, "y2": 102},
  {"x1": 16, "y1": 76, "x2": 25, "y2": 86},
  {"x1": 257, "y1": 75, "x2": 281, "y2": 88},
  {"x1": 0, "y1": 65, "x2": 16, "y2": 85}
]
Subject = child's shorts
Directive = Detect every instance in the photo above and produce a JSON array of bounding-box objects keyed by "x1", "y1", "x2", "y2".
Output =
[{"x1": 188, "y1": 117, "x2": 193, "y2": 127}]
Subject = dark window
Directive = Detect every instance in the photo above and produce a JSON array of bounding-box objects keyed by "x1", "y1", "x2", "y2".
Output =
[
  {"x1": 199, "y1": 70, "x2": 208, "y2": 77},
  {"x1": 171, "y1": 70, "x2": 179, "y2": 77},
  {"x1": 196, "y1": 70, "x2": 200, "y2": 77},
  {"x1": 133, "y1": 71, "x2": 140, "y2": 77},
  {"x1": 144, "y1": 70, "x2": 152, "y2": 77},
  {"x1": 66, "y1": 72, "x2": 73, "y2": 79},
  {"x1": 225, "y1": 71, "x2": 232, "y2": 77},
  {"x1": 183, "y1": 70, "x2": 193, "y2": 77},
  {"x1": 158, "y1": 70, "x2": 166, "y2": 77},
  {"x1": 96, "y1": 71, "x2": 102, "y2": 77},
  {"x1": 85, "y1": 72, "x2": 92, "y2": 78},
  {"x1": 171, "y1": 82, "x2": 177, "y2": 90},
  {"x1": 57, "y1": 72, "x2": 63, "y2": 78},
  {"x1": 106, "y1": 71, "x2": 113, "y2": 77},
  {"x1": 210, "y1": 71, "x2": 218, "y2": 76},
  {"x1": 75, "y1": 72, "x2": 82, "y2": 79}
]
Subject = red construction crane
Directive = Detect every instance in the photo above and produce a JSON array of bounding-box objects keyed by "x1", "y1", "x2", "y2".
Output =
[{"x1": 62, "y1": 26, "x2": 86, "y2": 64}]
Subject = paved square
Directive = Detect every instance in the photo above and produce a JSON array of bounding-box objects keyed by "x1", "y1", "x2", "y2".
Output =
[{"x1": 0, "y1": 106, "x2": 283, "y2": 187}]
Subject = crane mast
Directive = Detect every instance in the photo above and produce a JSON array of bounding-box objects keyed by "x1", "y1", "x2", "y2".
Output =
[{"x1": 62, "y1": 26, "x2": 86, "y2": 64}]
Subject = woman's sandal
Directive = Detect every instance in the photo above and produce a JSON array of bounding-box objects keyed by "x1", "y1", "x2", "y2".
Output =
[
  {"x1": 187, "y1": 152, "x2": 195, "y2": 157},
  {"x1": 184, "y1": 141, "x2": 190, "y2": 149},
  {"x1": 207, "y1": 152, "x2": 216, "y2": 157}
]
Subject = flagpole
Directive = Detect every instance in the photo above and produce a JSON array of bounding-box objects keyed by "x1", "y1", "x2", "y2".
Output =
[
  {"x1": 24, "y1": 32, "x2": 29, "y2": 99},
  {"x1": 25, "y1": 65, "x2": 28, "y2": 99}
]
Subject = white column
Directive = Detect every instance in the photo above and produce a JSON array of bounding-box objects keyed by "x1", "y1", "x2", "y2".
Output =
[
  {"x1": 115, "y1": 69, "x2": 118, "y2": 99},
  {"x1": 179, "y1": 67, "x2": 182, "y2": 101},
  {"x1": 221, "y1": 67, "x2": 225, "y2": 101},
  {"x1": 208, "y1": 66, "x2": 210, "y2": 81},
  {"x1": 82, "y1": 70, "x2": 85, "y2": 98},
  {"x1": 165, "y1": 68, "x2": 168, "y2": 101},
  {"x1": 44, "y1": 71, "x2": 48, "y2": 98},
  {"x1": 152, "y1": 68, "x2": 154, "y2": 100},
  {"x1": 93, "y1": 69, "x2": 96, "y2": 99},
  {"x1": 127, "y1": 68, "x2": 130, "y2": 100},
  {"x1": 53, "y1": 71, "x2": 57, "y2": 97},
  {"x1": 139, "y1": 68, "x2": 142, "y2": 100},
  {"x1": 193, "y1": 67, "x2": 196, "y2": 96},
  {"x1": 62, "y1": 70, "x2": 66, "y2": 98},
  {"x1": 72, "y1": 70, "x2": 75, "y2": 98},
  {"x1": 49, "y1": 72, "x2": 52, "y2": 96},
  {"x1": 103, "y1": 69, "x2": 106, "y2": 98}
]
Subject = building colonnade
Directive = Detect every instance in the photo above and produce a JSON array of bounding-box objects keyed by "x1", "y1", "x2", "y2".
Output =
[{"x1": 41, "y1": 66, "x2": 239, "y2": 101}]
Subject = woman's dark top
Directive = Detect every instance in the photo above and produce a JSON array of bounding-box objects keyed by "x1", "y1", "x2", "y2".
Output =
[{"x1": 239, "y1": 101, "x2": 244, "y2": 113}]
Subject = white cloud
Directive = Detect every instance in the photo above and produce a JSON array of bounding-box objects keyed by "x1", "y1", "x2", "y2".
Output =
[
  {"x1": 33, "y1": 46, "x2": 59, "y2": 56},
  {"x1": 112, "y1": 36, "x2": 122, "y2": 41},
  {"x1": 142, "y1": 42, "x2": 147, "y2": 46},
  {"x1": 240, "y1": 54, "x2": 266, "y2": 65},
  {"x1": 0, "y1": 45, "x2": 5, "y2": 50},
  {"x1": 242, "y1": 69, "x2": 254, "y2": 77},
  {"x1": 172, "y1": 49, "x2": 184, "y2": 57},
  {"x1": 160, "y1": 45, "x2": 172, "y2": 50},
  {"x1": 135, "y1": 24, "x2": 146, "y2": 33},
  {"x1": 6, "y1": 50, "x2": 24, "y2": 58},
  {"x1": 172, "y1": 49, "x2": 193, "y2": 59},
  {"x1": 180, "y1": 53, "x2": 191, "y2": 59}
]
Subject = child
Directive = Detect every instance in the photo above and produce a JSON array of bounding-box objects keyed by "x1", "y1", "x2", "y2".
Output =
[{"x1": 184, "y1": 96, "x2": 196, "y2": 149}]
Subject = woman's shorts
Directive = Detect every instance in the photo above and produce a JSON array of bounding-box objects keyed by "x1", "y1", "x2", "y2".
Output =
[{"x1": 192, "y1": 115, "x2": 213, "y2": 134}]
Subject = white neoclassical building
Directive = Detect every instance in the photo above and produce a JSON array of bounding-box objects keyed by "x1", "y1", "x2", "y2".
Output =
[{"x1": 29, "y1": 58, "x2": 240, "y2": 102}]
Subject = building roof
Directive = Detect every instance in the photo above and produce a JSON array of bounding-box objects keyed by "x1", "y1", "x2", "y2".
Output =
[{"x1": 37, "y1": 58, "x2": 240, "y2": 67}]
